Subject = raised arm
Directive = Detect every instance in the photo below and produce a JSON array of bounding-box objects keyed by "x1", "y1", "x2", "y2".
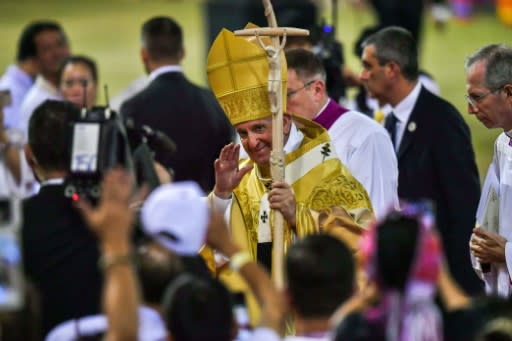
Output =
[{"x1": 77, "y1": 168, "x2": 144, "y2": 341}]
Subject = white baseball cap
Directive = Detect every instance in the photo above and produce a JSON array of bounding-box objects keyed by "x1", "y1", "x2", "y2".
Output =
[{"x1": 141, "y1": 181, "x2": 209, "y2": 256}]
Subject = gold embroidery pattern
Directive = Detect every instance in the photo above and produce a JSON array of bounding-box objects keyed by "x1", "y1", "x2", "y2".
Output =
[
  {"x1": 307, "y1": 171, "x2": 373, "y2": 212},
  {"x1": 233, "y1": 190, "x2": 258, "y2": 246},
  {"x1": 219, "y1": 87, "x2": 271, "y2": 125}
]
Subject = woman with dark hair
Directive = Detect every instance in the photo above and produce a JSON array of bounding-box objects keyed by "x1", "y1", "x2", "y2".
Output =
[
  {"x1": 59, "y1": 55, "x2": 98, "y2": 109},
  {"x1": 332, "y1": 201, "x2": 444, "y2": 341}
]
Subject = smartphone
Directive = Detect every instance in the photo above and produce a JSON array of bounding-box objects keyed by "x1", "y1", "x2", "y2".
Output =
[
  {"x1": 0, "y1": 90, "x2": 12, "y2": 108},
  {"x1": 0, "y1": 198, "x2": 23, "y2": 311},
  {"x1": 232, "y1": 292, "x2": 252, "y2": 341}
]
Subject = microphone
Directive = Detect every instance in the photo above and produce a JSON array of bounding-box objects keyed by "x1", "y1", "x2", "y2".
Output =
[
  {"x1": 140, "y1": 125, "x2": 177, "y2": 154},
  {"x1": 124, "y1": 119, "x2": 177, "y2": 154}
]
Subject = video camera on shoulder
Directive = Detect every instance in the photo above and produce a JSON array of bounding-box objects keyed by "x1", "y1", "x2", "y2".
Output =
[
  {"x1": 0, "y1": 197, "x2": 24, "y2": 311},
  {"x1": 311, "y1": 17, "x2": 346, "y2": 103},
  {"x1": 64, "y1": 106, "x2": 134, "y2": 203}
]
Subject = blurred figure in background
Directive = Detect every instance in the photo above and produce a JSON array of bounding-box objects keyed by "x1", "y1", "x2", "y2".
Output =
[
  {"x1": 121, "y1": 16, "x2": 233, "y2": 192},
  {"x1": 0, "y1": 21, "x2": 41, "y2": 129},
  {"x1": 19, "y1": 21, "x2": 70, "y2": 138},
  {"x1": 59, "y1": 55, "x2": 98, "y2": 110},
  {"x1": 333, "y1": 201, "x2": 443, "y2": 341}
]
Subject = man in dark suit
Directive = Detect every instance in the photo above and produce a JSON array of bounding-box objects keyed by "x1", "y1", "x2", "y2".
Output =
[
  {"x1": 22, "y1": 100, "x2": 102, "y2": 336},
  {"x1": 360, "y1": 27, "x2": 483, "y2": 295},
  {"x1": 120, "y1": 16, "x2": 233, "y2": 192}
]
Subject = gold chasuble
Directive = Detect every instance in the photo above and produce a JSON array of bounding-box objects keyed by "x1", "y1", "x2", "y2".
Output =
[
  {"x1": 230, "y1": 115, "x2": 373, "y2": 260},
  {"x1": 207, "y1": 116, "x2": 373, "y2": 324}
]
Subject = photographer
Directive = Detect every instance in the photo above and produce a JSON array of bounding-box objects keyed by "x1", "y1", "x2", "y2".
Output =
[{"x1": 22, "y1": 100, "x2": 103, "y2": 336}]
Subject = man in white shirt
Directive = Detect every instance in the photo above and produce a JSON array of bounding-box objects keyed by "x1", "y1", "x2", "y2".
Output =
[
  {"x1": 285, "y1": 48, "x2": 399, "y2": 220},
  {"x1": 0, "y1": 22, "x2": 45, "y2": 197},
  {"x1": 0, "y1": 22, "x2": 47, "y2": 129},
  {"x1": 18, "y1": 21, "x2": 70, "y2": 138},
  {"x1": 466, "y1": 44, "x2": 512, "y2": 297}
]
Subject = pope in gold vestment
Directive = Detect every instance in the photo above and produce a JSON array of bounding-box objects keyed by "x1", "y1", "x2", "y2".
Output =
[{"x1": 203, "y1": 26, "x2": 374, "y2": 323}]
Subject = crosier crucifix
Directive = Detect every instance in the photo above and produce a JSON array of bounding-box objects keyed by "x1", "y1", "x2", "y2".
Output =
[{"x1": 234, "y1": 0, "x2": 308, "y2": 289}]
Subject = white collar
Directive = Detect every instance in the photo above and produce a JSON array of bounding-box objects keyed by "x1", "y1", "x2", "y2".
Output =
[
  {"x1": 284, "y1": 121, "x2": 304, "y2": 153},
  {"x1": 392, "y1": 81, "x2": 422, "y2": 123},
  {"x1": 314, "y1": 98, "x2": 331, "y2": 119},
  {"x1": 148, "y1": 65, "x2": 183, "y2": 83},
  {"x1": 34, "y1": 75, "x2": 60, "y2": 97}
]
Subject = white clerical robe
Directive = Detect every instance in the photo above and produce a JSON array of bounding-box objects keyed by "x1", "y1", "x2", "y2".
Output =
[{"x1": 472, "y1": 133, "x2": 512, "y2": 297}]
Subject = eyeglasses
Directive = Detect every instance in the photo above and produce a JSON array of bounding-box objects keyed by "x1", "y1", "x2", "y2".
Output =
[
  {"x1": 465, "y1": 87, "x2": 503, "y2": 108},
  {"x1": 287, "y1": 80, "x2": 315, "y2": 98}
]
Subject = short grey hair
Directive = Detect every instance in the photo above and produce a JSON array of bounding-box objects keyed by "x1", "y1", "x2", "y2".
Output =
[
  {"x1": 465, "y1": 44, "x2": 512, "y2": 90},
  {"x1": 361, "y1": 26, "x2": 419, "y2": 82}
]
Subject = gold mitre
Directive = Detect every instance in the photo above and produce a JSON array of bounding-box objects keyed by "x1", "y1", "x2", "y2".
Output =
[{"x1": 207, "y1": 24, "x2": 287, "y2": 126}]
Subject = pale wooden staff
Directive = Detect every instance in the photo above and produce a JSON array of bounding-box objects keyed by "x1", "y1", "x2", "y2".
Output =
[{"x1": 234, "y1": 0, "x2": 308, "y2": 289}]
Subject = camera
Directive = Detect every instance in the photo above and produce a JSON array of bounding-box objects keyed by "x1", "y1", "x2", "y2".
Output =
[
  {"x1": 64, "y1": 106, "x2": 134, "y2": 202},
  {"x1": 0, "y1": 197, "x2": 24, "y2": 311},
  {"x1": 310, "y1": 17, "x2": 346, "y2": 103},
  {"x1": 64, "y1": 104, "x2": 177, "y2": 203}
]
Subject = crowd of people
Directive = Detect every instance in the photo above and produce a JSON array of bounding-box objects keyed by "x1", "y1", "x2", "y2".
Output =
[{"x1": 0, "y1": 5, "x2": 511, "y2": 341}]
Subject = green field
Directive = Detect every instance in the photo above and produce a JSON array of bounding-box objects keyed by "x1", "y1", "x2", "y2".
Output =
[{"x1": 0, "y1": 0, "x2": 509, "y2": 181}]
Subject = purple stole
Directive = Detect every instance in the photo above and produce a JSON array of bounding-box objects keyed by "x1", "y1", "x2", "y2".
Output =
[{"x1": 313, "y1": 99, "x2": 349, "y2": 130}]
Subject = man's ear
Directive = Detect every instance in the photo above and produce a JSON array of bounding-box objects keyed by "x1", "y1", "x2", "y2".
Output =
[
  {"x1": 385, "y1": 61, "x2": 400, "y2": 79},
  {"x1": 178, "y1": 47, "x2": 185, "y2": 62},
  {"x1": 313, "y1": 79, "x2": 326, "y2": 99},
  {"x1": 504, "y1": 84, "x2": 512, "y2": 98},
  {"x1": 283, "y1": 114, "x2": 293, "y2": 135},
  {"x1": 24, "y1": 144, "x2": 37, "y2": 168},
  {"x1": 140, "y1": 47, "x2": 150, "y2": 65},
  {"x1": 284, "y1": 286, "x2": 294, "y2": 310}
]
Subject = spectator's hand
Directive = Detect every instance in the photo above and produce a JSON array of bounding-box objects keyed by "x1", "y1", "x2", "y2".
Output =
[
  {"x1": 470, "y1": 227, "x2": 507, "y2": 264},
  {"x1": 76, "y1": 168, "x2": 147, "y2": 249},
  {"x1": 269, "y1": 181, "x2": 296, "y2": 227},
  {"x1": 214, "y1": 143, "x2": 253, "y2": 199},
  {"x1": 206, "y1": 210, "x2": 240, "y2": 257},
  {"x1": 342, "y1": 66, "x2": 361, "y2": 87},
  {"x1": 437, "y1": 258, "x2": 470, "y2": 311},
  {"x1": 153, "y1": 161, "x2": 172, "y2": 184},
  {"x1": 330, "y1": 281, "x2": 378, "y2": 327}
]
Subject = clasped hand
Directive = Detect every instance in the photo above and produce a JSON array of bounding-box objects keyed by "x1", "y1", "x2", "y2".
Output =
[{"x1": 470, "y1": 227, "x2": 507, "y2": 264}]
